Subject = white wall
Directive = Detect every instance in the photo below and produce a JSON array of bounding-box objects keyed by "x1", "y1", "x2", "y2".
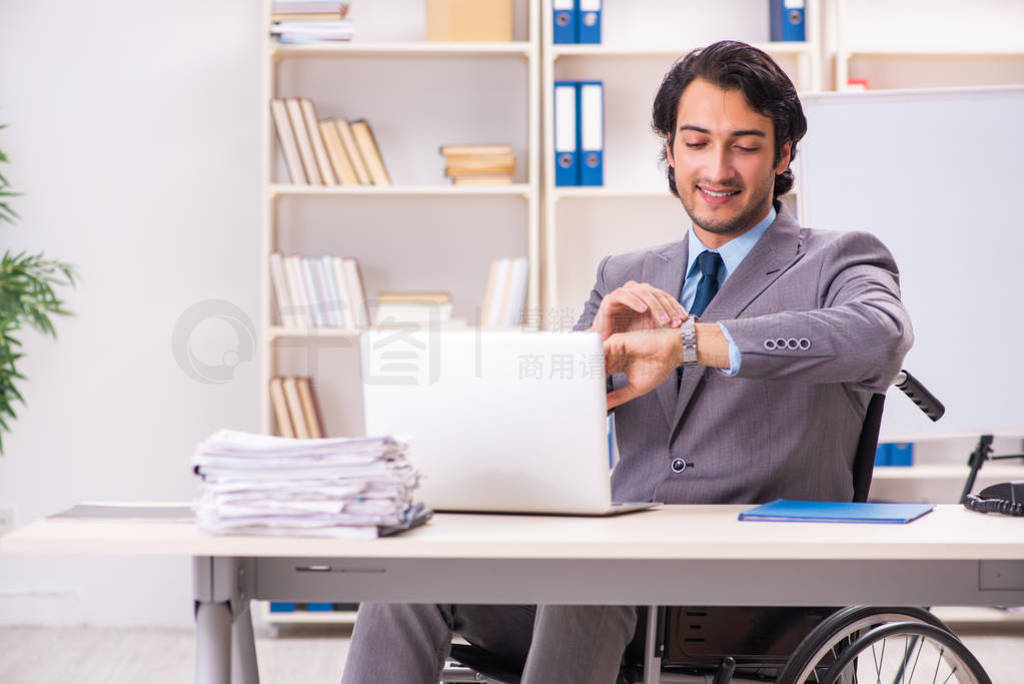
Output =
[{"x1": 0, "y1": 0, "x2": 261, "y2": 627}]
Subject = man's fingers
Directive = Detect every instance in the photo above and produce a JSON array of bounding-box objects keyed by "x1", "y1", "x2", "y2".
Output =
[
  {"x1": 606, "y1": 386, "x2": 639, "y2": 411},
  {"x1": 595, "y1": 290, "x2": 653, "y2": 337},
  {"x1": 603, "y1": 336, "x2": 628, "y2": 374},
  {"x1": 624, "y1": 283, "x2": 686, "y2": 326},
  {"x1": 654, "y1": 292, "x2": 687, "y2": 326}
]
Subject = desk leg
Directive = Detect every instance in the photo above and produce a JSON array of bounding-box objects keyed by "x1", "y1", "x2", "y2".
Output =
[
  {"x1": 643, "y1": 605, "x2": 661, "y2": 684},
  {"x1": 193, "y1": 556, "x2": 259, "y2": 684},
  {"x1": 231, "y1": 601, "x2": 259, "y2": 684},
  {"x1": 196, "y1": 601, "x2": 232, "y2": 684}
]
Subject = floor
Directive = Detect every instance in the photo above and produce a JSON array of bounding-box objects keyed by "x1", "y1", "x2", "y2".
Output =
[{"x1": 0, "y1": 623, "x2": 1021, "y2": 683}]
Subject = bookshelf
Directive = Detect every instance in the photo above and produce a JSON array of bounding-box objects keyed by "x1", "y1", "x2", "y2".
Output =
[
  {"x1": 259, "y1": 0, "x2": 541, "y2": 623},
  {"x1": 539, "y1": 0, "x2": 822, "y2": 325},
  {"x1": 830, "y1": 0, "x2": 1024, "y2": 91}
]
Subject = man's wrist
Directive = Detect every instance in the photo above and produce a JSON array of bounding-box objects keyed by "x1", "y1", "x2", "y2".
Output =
[{"x1": 695, "y1": 322, "x2": 731, "y2": 369}]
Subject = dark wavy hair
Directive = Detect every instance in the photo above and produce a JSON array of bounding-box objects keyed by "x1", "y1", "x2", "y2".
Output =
[{"x1": 652, "y1": 40, "x2": 807, "y2": 200}]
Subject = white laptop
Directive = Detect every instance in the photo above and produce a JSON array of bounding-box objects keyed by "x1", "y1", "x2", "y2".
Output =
[{"x1": 360, "y1": 329, "x2": 657, "y2": 516}]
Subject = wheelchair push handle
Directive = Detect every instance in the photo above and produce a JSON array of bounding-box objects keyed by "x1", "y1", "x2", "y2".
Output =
[{"x1": 893, "y1": 369, "x2": 945, "y2": 422}]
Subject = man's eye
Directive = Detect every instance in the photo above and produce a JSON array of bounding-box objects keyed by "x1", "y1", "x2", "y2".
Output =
[
  {"x1": 736, "y1": 146, "x2": 760, "y2": 152},
  {"x1": 684, "y1": 142, "x2": 706, "y2": 149}
]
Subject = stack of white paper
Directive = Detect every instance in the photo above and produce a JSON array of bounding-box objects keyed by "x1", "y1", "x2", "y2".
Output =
[{"x1": 192, "y1": 430, "x2": 425, "y2": 539}]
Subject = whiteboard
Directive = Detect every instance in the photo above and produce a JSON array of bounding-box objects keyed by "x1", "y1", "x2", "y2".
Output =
[{"x1": 797, "y1": 86, "x2": 1024, "y2": 440}]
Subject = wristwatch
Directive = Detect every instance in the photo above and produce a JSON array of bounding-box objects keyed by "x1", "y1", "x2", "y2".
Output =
[{"x1": 679, "y1": 316, "x2": 699, "y2": 367}]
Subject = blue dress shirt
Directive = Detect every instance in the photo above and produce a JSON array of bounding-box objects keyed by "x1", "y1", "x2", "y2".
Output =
[{"x1": 679, "y1": 205, "x2": 776, "y2": 375}]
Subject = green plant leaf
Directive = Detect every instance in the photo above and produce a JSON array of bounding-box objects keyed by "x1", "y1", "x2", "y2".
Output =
[{"x1": 0, "y1": 128, "x2": 78, "y2": 453}]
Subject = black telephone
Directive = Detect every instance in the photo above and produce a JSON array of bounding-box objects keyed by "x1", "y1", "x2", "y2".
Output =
[{"x1": 963, "y1": 482, "x2": 1024, "y2": 517}]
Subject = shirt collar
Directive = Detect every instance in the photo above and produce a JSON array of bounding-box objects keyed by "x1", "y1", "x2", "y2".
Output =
[{"x1": 686, "y1": 204, "x2": 777, "y2": 283}]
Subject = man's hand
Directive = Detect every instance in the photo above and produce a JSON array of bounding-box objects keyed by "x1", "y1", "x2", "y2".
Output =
[
  {"x1": 604, "y1": 329, "x2": 682, "y2": 410},
  {"x1": 590, "y1": 281, "x2": 687, "y2": 339}
]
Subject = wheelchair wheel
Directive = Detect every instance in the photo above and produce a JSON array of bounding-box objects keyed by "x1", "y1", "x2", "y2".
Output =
[
  {"x1": 776, "y1": 606, "x2": 951, "y2": 684},
  {"x1": 819, "y1": 621, "x2": 991, "y2": 684}
]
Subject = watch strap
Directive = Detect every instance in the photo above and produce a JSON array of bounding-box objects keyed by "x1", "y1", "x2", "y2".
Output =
[{"x1": 679, "y1": 316, "x2": 698, "y2": 367}]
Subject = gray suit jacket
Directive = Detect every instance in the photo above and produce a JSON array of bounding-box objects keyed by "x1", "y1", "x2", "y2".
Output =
[{"x1": 575, "y1": 203, "x2": 913, "y2": 505}]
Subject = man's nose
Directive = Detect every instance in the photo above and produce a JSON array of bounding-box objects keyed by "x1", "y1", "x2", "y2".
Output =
[{"x1": 706, "y1": 147, "x2": 733, "y2": 183}]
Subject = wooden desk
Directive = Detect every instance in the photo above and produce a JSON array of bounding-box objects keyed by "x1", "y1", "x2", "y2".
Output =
[{"x1": 3, "y1": 504, "x2": 1023, "y2": 684}]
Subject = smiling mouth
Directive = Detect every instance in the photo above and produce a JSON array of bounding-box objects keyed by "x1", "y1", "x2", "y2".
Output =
[{"x1": 698, "y1": 185, "x2": 741, "y2": 198}]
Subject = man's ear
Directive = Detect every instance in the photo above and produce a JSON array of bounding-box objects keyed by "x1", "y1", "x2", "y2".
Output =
[
  {"x1": 665, "y1": 140, "x2": 675, "y2": 168},
  {"x1": 775, "y1": 140, "x2": 792, "y2": 175}
]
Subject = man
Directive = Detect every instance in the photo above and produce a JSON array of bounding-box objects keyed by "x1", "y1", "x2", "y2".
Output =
[{"x1": 342, "y1": 40, "x2": 912, "y2": 684}]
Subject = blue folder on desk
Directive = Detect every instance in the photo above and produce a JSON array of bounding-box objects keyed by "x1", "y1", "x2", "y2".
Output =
[{"x1": 738, "y1": 499, "x2": 934, "y2": 524}]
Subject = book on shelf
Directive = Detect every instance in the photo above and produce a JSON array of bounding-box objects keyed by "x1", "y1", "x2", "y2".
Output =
[
  {"x1": 319, "y1": 120, "x2": 359, "y2": 185},
  {"x1": 299, "y1": 257, "x2": 327, "y2": 328},
  {"x1": 271, "y1": 99, "x2": 307, "y2": 184},
  {"x1": 300, "y1": 99, "x2": 338, "y2": 186},
  {"x1": 270, "y1": 253, "x2": 304, "y2": 328},
  {"x1": 349, "y1": 120, "x2": 391, "y2": 186},
  {"x1": 445, "y1": 164, "x2": 515, "y2": 177},
  {"x1": 452, "y1": 176, "x2": 513, "y2": 186},
  {"x1": 377, "y1": 291, "x2": 452, "y2": 305},
  {"x1": 330, "y1": 256, "x2": 357, "y2": 329},
  {"x1": 295, "y1": 376, "x2": 325, "y2": 439},
  {"x1": 273, "y1": 252, "x2": 369, "y2": 330},
  {"x1": 271, "y1": 21, "x2": 355, "y2": 43},
  {"x1": 269, "y1": 377, "x2": 296, "y2": 438},
  {"x1": 444, "y1": 153, "x2": 515, "y2": 168},
  {"x1": 331, "y1": 119, "x2": 371, "y2": 185},
  {"x1": 285, "y1": 98, "x2": 322, "y2": 184},
  {"x1": 272, "y1": 0, "x2": 350, "y2": 13},
  {"x1": 440, "y1": 144, "x2": 512, "y2": 156},
  {"x1": 481, "y1": 257, "x2": 528, "y2": 328},
  {"x1": 282, "y1": 255, "x2": 313, "y2": 327},
  {"x1": 318, "y1": 254, "x2": 343, "y2": 327},
  {"x1": 274, "y1": 96, "x2": 388, "y2": 186},
  {"x1": 281, "y1": 376, "x2": 311, "y2": 439},
  {"x1": 272, "y1": 0, "x2": 350, "y2": 22},
  {"x1": 498, "y1": 257, "x2": 528, "y2": 327},
  {"x1": 341, "y1": 257, "x2": 371, "y2": 327},
  {"x1": 306, "y1": 257, "x2": 336, "y2": 327},
  {"x1": 272, "y1": 13, "x2": 347, "y2": 21},
  {"x1": 270, "y1": 375, "x2": 327, "y2": 438},
  {"x1": 480, "y1": 260, "x2": 500, "y2": 326}
]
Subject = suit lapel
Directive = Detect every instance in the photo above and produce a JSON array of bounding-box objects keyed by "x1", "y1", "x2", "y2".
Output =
[
  {"x1": 670, "y1": 204, "x2": 807, "y2": 437},
  {"x1": 641, "y1": 240, "x2": 688, "y2": 428}
]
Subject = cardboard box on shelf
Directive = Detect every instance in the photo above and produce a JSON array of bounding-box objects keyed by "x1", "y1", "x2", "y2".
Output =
[{"x1": 426, "y1": 0, "x2": 514, "y2": 42}]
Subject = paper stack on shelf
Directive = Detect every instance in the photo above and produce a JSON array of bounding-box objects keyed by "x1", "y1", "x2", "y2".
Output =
[
  {"x1": 192, "y1": 430, "x2": 428, "y2": 539},
  {"x1": 440, "y1": 144, "x2": 515, "y2": 185},
  {"x1": 271, "y1": 1, "x2": 353, "y2": 43},
  {"x1": 373, "y1": 291, "x2": 453, "y2": 326}
]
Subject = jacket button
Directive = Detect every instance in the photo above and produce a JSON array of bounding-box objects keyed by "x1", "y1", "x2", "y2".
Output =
[
  {"x1": 799, "y1": 337, "x2": 811, "y2": 350},
  {"x1": 763, "y1": 339, "x2": 776, "y2": 351},
  {"x1": 671, "y1": 458, "x2": 687, "y2": 473}
]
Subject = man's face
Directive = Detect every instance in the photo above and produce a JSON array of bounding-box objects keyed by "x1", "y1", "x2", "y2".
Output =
[{"x1": 666, "y1": 78, "x2": 791, "y2": 244}]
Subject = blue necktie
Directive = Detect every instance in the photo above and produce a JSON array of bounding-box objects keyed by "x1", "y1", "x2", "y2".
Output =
[
  {"x1": 690, "y1": 251, "x2": 724, "y2": 318},
  {"x1": 677, "y1": 251, "x2": 724, "y2": 389}
]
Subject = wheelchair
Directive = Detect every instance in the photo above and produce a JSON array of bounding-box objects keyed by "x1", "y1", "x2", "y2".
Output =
[{"x1": 440, "y1": 391, "x2": 994, "y2": 683}]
